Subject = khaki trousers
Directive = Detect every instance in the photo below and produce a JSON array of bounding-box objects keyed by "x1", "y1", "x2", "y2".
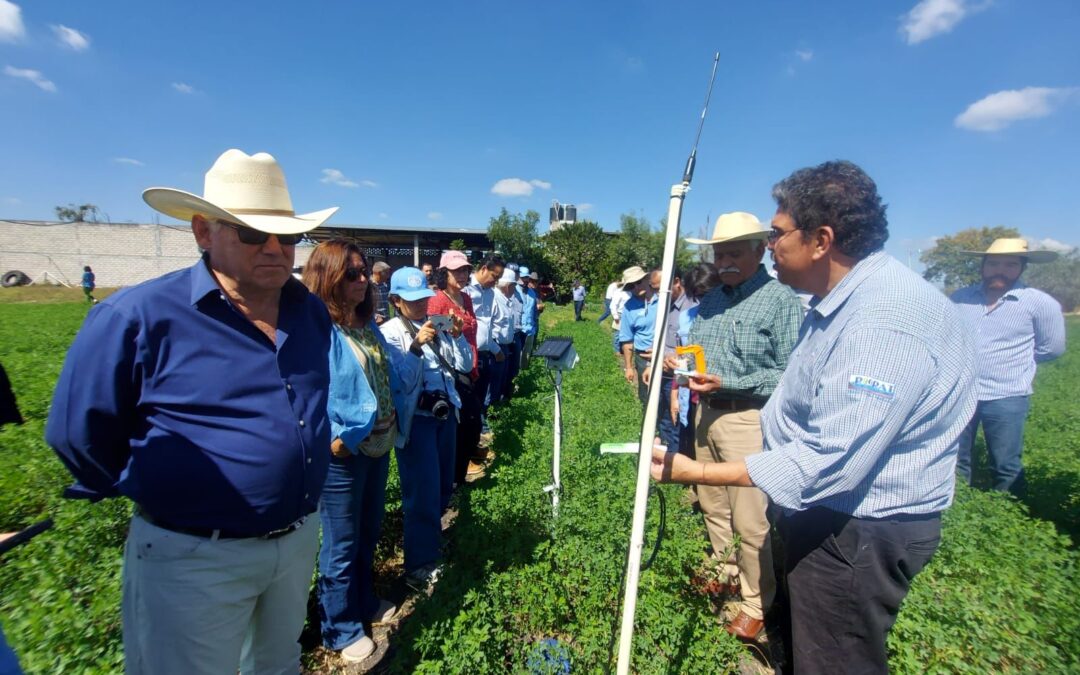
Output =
[{"x1": 694, "y1": 405, "x2": 775, "y2": 620}]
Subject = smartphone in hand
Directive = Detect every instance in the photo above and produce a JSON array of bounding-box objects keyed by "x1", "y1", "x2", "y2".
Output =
[{"x1": 429, "y1": 314, "x2": 453, "y2": 331}]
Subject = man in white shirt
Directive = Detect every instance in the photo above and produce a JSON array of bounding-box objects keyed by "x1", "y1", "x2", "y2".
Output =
[{"x1": 597, "y1": 279, "x2": 621, "y2": 324}]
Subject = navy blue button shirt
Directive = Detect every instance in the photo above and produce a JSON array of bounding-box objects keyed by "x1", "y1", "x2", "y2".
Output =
[{"x1": 45, "y1": 259, "x2": 332, "y2": 535}]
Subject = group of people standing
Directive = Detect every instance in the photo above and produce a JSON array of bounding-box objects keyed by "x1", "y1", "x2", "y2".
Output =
[
  {"x1": 27, "y1": 147, "x2": 1068, "y2": 675},
  {"x1": 41, "y1": 148, "x2": 549, "y2": 673},
  {"x1": 598, "y1": 160, "x2": 1066, "y2": 673}
]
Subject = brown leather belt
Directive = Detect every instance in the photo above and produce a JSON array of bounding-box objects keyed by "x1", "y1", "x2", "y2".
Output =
[{"x1": 705, "y1": 397, "x2": 763, "y2": 412}]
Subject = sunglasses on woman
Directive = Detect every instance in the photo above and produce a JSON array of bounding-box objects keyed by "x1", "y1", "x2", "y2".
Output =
[
  {"x1": 217, "y1": 220, "x2": 303, "y2": 246},
  {"x1": 344, "y1": 266, "x2": 367, "y2": 282}
]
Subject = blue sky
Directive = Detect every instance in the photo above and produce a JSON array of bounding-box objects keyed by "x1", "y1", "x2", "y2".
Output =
[{"x1": 2, "y1": 0, "x2": 1077, "y2": 263}]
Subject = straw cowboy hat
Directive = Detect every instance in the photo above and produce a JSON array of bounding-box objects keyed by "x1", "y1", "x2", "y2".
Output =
[
  {"x1": 961, "y1": 238, "x2": 1059, "y2": 264},
  {"x1": 621, "y1": 266, "x2": 648, "y2": 286},
  {"x1": 685, "y1": 211, "x2": 769, "y2": 245},
  {"x1": 143, "y1": 149, "x2": 338, "y2": 235}
]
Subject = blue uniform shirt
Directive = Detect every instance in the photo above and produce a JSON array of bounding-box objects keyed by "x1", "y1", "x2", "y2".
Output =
[
  {"x1": 618, "y1": 294, "x2": 659, "y2": 352},
  {"x1": 746, "y1": 253, "x2": 977, "y2": 519},
  {"x1": 46, "y1": 259, "x2": 333, "y2": 535}
]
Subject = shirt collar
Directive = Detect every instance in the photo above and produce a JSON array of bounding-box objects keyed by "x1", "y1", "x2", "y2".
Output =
[
  {"x1": 189, "y1": 257, "x2": 307, "y2": 306},
  {"x1": 812, "y1": 251, "x2": 888, "y2": 319}
]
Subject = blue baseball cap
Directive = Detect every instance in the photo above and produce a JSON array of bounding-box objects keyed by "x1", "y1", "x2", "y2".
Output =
[
  {"x1": 518, "y1": 266, "x2": 532, "y2": 279},
  {"x1": 389, "y1": 266, "x2": 435, "y2": 301}
]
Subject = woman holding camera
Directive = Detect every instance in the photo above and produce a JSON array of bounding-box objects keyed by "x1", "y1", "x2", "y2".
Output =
[
  {"x1": 303, "y1": 241, "x2": 420, "y2": 663},
  {"x1": 380, "y1": 267, "x2": 471, "y2": 589}
]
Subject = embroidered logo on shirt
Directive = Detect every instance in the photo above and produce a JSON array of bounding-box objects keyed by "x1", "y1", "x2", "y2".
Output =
[{"x1": 849, "y1": 375, "x2": 895, "y2": 398}]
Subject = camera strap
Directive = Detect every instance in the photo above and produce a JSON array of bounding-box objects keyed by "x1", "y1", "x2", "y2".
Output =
[{"x1": 401, "y1": 317, "x2": 468, "y2": 389}]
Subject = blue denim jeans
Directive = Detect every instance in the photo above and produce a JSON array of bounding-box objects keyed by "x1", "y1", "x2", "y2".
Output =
[
  {"x1": 477, "y1": 351, "x2": 503, "y2": 434},
  {"x1": 657, "y1": 373, "x2": 679, "y2": 451},
  {"x1": 397, "y1": 412, "x2": 458, "y2": 572},
  {"x1": 956, "y1": 395, "x2": 1030, "y2": 494},
  {"x1": 317, "y1": 452, "x2": 390, "y2": 650},
  {"x1": 597, "y1": 299, "x2": 612, "y2": 323},
  {"x1": 574, "y1": 300, "x2": 584, "y2": 320}
]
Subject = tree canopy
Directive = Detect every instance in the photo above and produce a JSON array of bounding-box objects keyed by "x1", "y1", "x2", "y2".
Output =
[
  {"x1": 54, "y1": 203, "x2": 101, "y2": 223},
  {"x1": 1025, "y1": 251, "x2": 1080, "y2": 312}
]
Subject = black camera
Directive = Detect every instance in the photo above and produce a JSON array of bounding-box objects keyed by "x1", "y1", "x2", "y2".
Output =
[{"x1": 417, "y1": 390, "x2": 452, "y2": 420}]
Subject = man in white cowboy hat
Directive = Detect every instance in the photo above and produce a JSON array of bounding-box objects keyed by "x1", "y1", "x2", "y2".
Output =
[
  {"x1": 951, "y1": 237, "x2": 1066, "y2": 494},
  {"x1": 676, "y1": 211, "x2": 803, "y2": 641},
  {"x1": 46, "y1": 149, "x2": 339, "y2": 674}
]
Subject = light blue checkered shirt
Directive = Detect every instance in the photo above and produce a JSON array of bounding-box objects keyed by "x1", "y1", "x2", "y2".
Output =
[
  {"x1": 745, "y1": 252, "x2": 977, "y2": 518},
  {"x1": 950, "y1": 282, "x2": 1066, "y2": 401}
]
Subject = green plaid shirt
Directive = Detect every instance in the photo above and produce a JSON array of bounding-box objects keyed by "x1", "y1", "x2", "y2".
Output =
[{"x1": 688, "y1": 265, "x2": 803, "y2": 400}]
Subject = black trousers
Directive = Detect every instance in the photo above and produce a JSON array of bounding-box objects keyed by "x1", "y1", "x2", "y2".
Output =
[{"x1": 781, "y1": 507, "x2": 941, "y2": 675}]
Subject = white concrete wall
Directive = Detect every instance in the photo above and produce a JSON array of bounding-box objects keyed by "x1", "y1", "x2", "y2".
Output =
[{"x1": 0, "y1": 221, "x2": 314, "y2": 287}]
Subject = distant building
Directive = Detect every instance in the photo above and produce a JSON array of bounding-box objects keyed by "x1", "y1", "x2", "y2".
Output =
[
  {"x1": 0, "y1": 219, "x2": 491, "y2": 288},
  {"x1": 549, "y1": 200, "x2": 578, "y2": 231}
]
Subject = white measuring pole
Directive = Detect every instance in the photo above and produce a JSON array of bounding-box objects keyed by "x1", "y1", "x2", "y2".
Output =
[
  {"x1": 552, "y1": 369, "x2": 563, "y2": 517},
  {"x1": 615, "y1": 182, "x2": 687, "y2": 674}
]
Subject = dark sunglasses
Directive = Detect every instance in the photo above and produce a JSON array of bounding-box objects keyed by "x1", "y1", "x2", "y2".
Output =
[
  {"x1": 217, "y1": 220, "x2": 302, "y2": 246},
  {"x1": 344, "y1": 266, "x2": 367, "y2": 282}
]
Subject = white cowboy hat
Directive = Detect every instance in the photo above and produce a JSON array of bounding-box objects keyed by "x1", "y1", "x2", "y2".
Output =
[
  {"x1": 621, "y1": 265, "x2": 648, "y2": 286},
  {"x1": 685, "y1": 211, "x2": 769, "y2": 245},
  {"x1": 961, "y1": 237, "x2": 1059, "y2": 264},
  {"x1": 142, "y1": 149, "x2": 338, "y2": 235}
]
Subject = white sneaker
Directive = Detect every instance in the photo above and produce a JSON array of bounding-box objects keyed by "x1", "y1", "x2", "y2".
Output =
[
  {"x1": 340, "y1": 635, "x2": 375, "y2": 663},
  {"x1": 405, "y1": 563, "x2": 443, "y2": 591},
  {"x1": 370, "y1": 598, "x2": 398, "y2": 624}
]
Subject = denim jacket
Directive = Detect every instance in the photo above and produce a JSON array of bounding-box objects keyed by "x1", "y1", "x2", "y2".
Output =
[
  {"x1": 379, "y1": 316, "x2": 472, "y2": 445},
  {"x1": 330, "y1": 322, "x2": 422, "y2": 453}
]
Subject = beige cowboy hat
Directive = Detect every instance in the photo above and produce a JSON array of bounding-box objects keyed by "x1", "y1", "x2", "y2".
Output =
[
  {"x1": 621, "y1": 265, "x2": 648, "y2": 286},
  {"x1": 685, "y1": 211, "x2": 769, "y2": 245},
  {"x1": 961, "y1": 237, "x2": 1059, "y2": 264},
  {"x1": 143, "y1": 149, "x2": 339, "y2": 235}
]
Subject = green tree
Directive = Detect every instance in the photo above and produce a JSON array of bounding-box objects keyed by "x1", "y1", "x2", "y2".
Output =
[
  {"x1": 920, "y1": 226, "x2": 1020, "y2": 290},
  {"x1": 1025, "y1": 250, "x2": 1080, "y2": 312},
  {"x1": 542, "y1": 220, "x2": 610, "y2": 293},
  {"x1": 449, "y1": 238, "x2": 467, "y2": 251},
  {"x1": 487, "y1": 208, "x2": 542, "y2": 265},
  {"x1": 604, "y1": 212, "x2": 696, "y2": 280},
  {"x1": 54, "y1": 203, "x2": 101, "y2": 223}
]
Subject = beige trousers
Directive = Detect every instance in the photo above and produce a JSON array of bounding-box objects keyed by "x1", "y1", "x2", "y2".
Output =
[{"x1": 694, "y1": 405, "x2": 775, "y2": 620}]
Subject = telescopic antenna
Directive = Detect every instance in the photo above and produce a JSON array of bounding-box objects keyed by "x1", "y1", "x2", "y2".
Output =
[
  {"x1": 615, "y1": 52, "x2": 721, "y2": 675},
  {"x1": 682, "y1": 52, "x2": 720, "y2": 184}
]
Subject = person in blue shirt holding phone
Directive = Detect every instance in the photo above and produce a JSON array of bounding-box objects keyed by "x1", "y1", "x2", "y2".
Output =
[{"x1": 380, "y1": 267, "x2": 472, "y2": 591}]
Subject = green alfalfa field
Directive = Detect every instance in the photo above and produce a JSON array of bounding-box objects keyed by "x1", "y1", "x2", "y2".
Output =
[{"x1": 1, "y1": 291, "x2": 1078, "y2": 673}]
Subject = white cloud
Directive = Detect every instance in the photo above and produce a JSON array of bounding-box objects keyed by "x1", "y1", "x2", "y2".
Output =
[
  {"x1": 51, "y1": 24, "x2": 90, "y2": 51},
  {"x1": 319, "y1": 170, "x2": 376, "y2": 189},
  {"x1": 113, "y1": 157, "x2": 144, "y2": 166},
  {"x1": 0, "y1": 0, "x2": 25, "y2": 43},
  {"x1": 796, "y1": 49, "x2": 814, "y2": 61},
  {"x1": 577, "y1": 203, "x2": 594, "y2": 212},
  {"x1": 490, "y1": 177, "x2": 552, "y2": 197},
  {"x1": 427, "y1": 211, "x2": 443, "y2": 221},
  {"x1": 901, "y1": 0, "x2": 989, "y2": 45},
  {"x1": 378, "y1": 212, "x2": 389, "y2": 220},
  {"x1": 320, "y1": 168, "x2": 359, "y2": 188},
  {"x1": 172, "y1": 82, "x2": 195, "y2": 94},
  {"x1": 4, "y1": 65, "x2": 57, "y2": 92},
  {"x1": 4, "y1": 196, "x2": 21, "y2": 205},
  {"x1": 955, "y1": 86, "x2": 1076, "y2": 132},
  {"x1": 1027, "y1": 237, "x2": 1075, "y2": 254}
]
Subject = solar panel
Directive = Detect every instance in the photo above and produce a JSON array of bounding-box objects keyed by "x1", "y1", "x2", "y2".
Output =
[{"x1": 533, "y1": 337, "x2": 573, "y2": 360}]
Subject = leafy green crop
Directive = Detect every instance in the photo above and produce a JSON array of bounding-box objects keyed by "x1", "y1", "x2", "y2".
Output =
[{"x1": 1, "y1": 302, "x2": 1077, "y2": 674}]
